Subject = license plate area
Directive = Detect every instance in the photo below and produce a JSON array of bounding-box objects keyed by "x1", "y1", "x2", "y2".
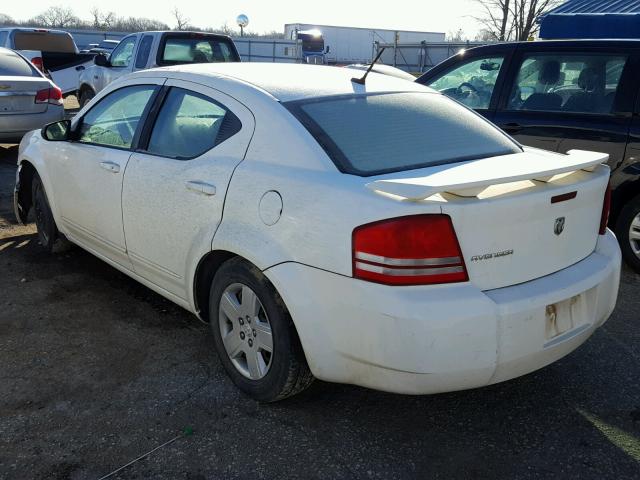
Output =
[{"x1": 544, "y1": 289, "x2": 595, "y2": 348}]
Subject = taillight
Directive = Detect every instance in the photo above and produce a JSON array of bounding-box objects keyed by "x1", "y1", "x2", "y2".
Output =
[
  {"x1": 35, "y1": 87, "x2": 63, "y2": 105},
  {"x1": 599, "y1": 183, "x2": 611, "y2": 235},
  {"x1": 352, "y1": 214, "x2": 468, "y2": 286},
  {"x1": 31, "y1": 56, "x2": 44, "y2": 72}
]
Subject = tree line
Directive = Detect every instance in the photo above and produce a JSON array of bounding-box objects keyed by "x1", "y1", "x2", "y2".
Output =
[{"x1": 0, "y1": 7, "x2": 284, "y2": 38}]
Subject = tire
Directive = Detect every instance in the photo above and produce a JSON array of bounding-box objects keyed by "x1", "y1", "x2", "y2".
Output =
[
  {"x1": 209, "y1": 258, "x2": 314, "y2": 402},
  {"x1": 79, "y1": 87, "x2": 95, "y2": 108},
  {"x1": 616, "y1": 195, "x2": 640, "y2": 273},
  {"x1": 31, "y1": 173, "x2": 70, "y2": 253}
]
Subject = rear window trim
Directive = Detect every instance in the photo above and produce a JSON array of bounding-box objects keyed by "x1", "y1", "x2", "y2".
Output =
[
  {"x1": 284, "y1": 92, "x2": 522, "y2": 177},
  {"x1": 155, "y1": 33, "x2": 240, "y2": 67}
]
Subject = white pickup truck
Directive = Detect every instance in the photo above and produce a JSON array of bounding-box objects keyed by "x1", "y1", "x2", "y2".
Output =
[
  {"x1": 0, "y1": 27, "x2": 95, "y2": 96},
  {"x1": 77, "y1": 31, "x2": 241, "y2": 107}
]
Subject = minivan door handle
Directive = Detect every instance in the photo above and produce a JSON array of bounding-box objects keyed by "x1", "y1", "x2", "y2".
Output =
[
  {"x1": 185, "y1": 180, "x2": 216, "y2": 196},
  {"x1": 99, "y1": 161, "x2": 120, "y2": 173},
  {"x1": 502, "y1": 123, "x2": 523, "y2": 134}
]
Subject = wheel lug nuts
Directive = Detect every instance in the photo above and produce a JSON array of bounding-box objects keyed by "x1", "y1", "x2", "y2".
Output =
[
  {"x1": 239, "y1": 318, "x2": 244, "y2": 325},
  {"x1": 240, "y1": 332, "x2": 245, "y2": 340},
  {"x1": 248, "y1": 339, "x2": 253, "y2": 347},
  {"x1": 252, "y1": 329, "x2": 256, "y2": 337},
  {"x1": 246, "y1": 315, "x2": 251, "y2": 323}
]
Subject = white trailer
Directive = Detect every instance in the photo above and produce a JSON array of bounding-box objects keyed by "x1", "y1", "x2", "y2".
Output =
[{"x1": 284, "y1": 23, "x2": 445, "y2": 64}]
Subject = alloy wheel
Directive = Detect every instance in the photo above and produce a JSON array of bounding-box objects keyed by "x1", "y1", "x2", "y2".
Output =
[
  {"x1": 218, "y1": 283, "x2": 274, "y2": 380},
  {"x1": 630, "y1": 212, "x2": 640, "y2": 257}
]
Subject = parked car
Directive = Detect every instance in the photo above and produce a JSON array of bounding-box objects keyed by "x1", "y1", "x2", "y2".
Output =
[
  {"x1": 0, "y1": 47, "x2": 64, "y2": 143},
  {"x1": 417, "y1": 40, "x2": 640, "y2": 273},
  {"x1": 15, "y1": 64, "x2": 620, "y2": 401},
  {"x1": 0, "y1": 27, "x2": 95, "y2": 95},
  {"x1": 77, "y1": 31, "x2": 240, "y2": 107}
]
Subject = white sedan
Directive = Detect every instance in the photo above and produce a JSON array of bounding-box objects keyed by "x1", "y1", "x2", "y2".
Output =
[{"x1": 14, "y1": 63, "x2": 621, "y2": 401}]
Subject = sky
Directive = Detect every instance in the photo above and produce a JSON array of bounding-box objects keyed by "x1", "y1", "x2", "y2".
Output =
[{"x1": 3, "y1": 0, "x2": 485, "y2": 37}]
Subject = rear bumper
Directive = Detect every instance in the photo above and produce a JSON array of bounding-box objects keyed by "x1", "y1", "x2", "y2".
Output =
[
  {"x1": 264, "y1": 230, "x2": 621, "y2": 395},
  {"x1": 0, "y1": 106, "x2": 64, "y2": 143}
]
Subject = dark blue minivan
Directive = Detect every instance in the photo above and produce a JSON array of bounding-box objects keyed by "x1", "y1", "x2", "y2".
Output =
[{"x1": 418, "y1": 40, "x2": 640, "y2": 272}]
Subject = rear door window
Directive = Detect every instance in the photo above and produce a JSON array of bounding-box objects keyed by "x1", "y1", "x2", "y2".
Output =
[
  {"x1": 146, "y1": 87, "x2": 241, "y2": 159},
  {"x1": 0, "y1": 31, "x2": 8, "y2": 47},
  {"x1": 286, "y1": 92, "x2": 520, "y2": 176},
  {"x1": 508, "y1": 53, "x2": 628, "y2": 114},
  {"x1": 425, "y1": 56, "x2": 505, "y2": 110},
  {"x1": 135, "y1": 35, "x2": 153, "y2": 69}
]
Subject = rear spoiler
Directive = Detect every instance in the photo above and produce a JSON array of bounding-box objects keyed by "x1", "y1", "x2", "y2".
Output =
[{"x1": 366, "y1": 150, "x2": 609, "y2": 200}]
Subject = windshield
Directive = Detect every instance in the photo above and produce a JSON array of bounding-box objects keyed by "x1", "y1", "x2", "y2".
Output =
[
  {"x1": 158, "y1": 36, "x2": 239, "y2": 65},
  {"x1": 0, "y1": 50, "x2": 37, "y2": 77},
  {"x1": 286, "y1": 92, "x2": 521, "y2": 176}
]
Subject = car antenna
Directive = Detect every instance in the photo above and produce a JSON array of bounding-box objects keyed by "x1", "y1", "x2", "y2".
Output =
[{"x1": 351, "y1": 47, "x2": 386, "y2": 85}]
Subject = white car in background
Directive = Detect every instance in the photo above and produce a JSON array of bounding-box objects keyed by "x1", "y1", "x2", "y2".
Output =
[
  {"x1": 0, "y1": 47, "x2": 64, "y2": 143},
  {"x1": 14, "y1": 64, "x2": 620, "y2": 401}
]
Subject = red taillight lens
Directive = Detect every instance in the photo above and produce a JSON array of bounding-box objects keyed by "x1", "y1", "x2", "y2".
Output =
[
  {"x1": 35, "y1": 87, "x2": 63, "y2": 105},
  {"x1": 352, "y1": 214, "x2": 468, "y2": 286},
  {"x1": 31, "y1": 56, "x2": 44, "y2": 72},
  {"x1": 599, "y1": 183, "x2": 611, "y2": 235}
]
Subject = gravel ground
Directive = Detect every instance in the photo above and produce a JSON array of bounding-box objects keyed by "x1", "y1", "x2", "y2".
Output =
[{"x1": 0, "y1": 143, "x2": 639, "y2": 480}]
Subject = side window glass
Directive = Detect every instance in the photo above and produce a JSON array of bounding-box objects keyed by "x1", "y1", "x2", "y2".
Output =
[
  {"x1": 508, "y1": 53, "x2": 628, "y2": 114},
  {"x1": 147, "y1": 88, "x2": 241, "y2": 159},
  {"x1": 79, "y1": 85, "x2": 156, "y2": 148},
  {"x1": 135, "y1": 35, "x2": 153, "y2": 69},
  {"x1": 110, "y1": 36, "x2": 136, "y2": 68},
  {"x1": 427, "y1": 56, "x2": 504, "y2": 109},
  {"x1": 0, "y1": 31, "x2": 8, "y2": 47}
]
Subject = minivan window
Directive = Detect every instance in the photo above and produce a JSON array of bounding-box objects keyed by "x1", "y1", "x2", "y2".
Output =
[
  {"x1": 426, "y1": 56, "x2": 505, "y2": 109},
  {"x1": 508, "y1": 53, "x2": 628, "y2": 114},
  {"x1": 0, "y1": 31, "x2": 8, "y2": 47},
  {"x1": 287, "y1": 92, "x2": 521, "y2": 176},
  {"x1": 0, "y1": 49, "x2": 37, "y2": 77},
  {"x1": 146, "y1": 88, "x2": 241, "y2": 159}
]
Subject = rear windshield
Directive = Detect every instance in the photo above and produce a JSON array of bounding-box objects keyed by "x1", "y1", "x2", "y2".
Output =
[
  {"x1": 0, "y1": 50, "x2": 37, "y2": 77},
  {"x1": 286, "y1": 92, "x2": 521, "y2": 176},
  {"x1": 158, "y1": 35, "x2": 239, "y2": 65},
  {"x1": 13, "y1": 31, "x2": 76, "y2": 53}
]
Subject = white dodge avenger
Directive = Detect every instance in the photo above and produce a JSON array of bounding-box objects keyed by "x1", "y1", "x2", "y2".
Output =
[{"x1": 14, "y1": 63, "x2": 621, "y2": 401}]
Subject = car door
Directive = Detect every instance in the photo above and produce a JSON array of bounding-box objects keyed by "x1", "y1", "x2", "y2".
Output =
[
  {"x1": 121, "y1": 79, "x2": 255, "y2": 300},
  {"x1": 47, "y1": 78, "x2": 163, "y2": 267},
  {"x1": 99, "y1": 34, "x2": 137, "y2": 90},
  {"x1": 493, "y1": 45, "x2": 637, "y2": 165},
  {"x1": 417, "y1": 46, "x2": 513, "y2": 121}
]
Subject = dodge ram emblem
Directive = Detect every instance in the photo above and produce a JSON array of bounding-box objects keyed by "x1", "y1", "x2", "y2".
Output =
[{"x1": 554, "y1": 217, "x2": 566, "y2": 236}]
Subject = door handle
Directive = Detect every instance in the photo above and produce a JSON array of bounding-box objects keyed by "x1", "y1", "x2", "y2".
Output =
[
  {"x1": 502, "y1": 123, "x2": 523, "y2": 134},
  {"x1": 75, "y1": 65, "x2": 85, "y2": 71},
  {"x1": 185, "y1": 180, "x2": 216, "y2": 196},
  {"x1": 100, "y1": 161, "x2": 120, "y2": 173}
]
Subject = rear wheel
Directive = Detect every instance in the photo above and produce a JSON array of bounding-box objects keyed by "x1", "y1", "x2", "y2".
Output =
[
  {"x1": 209, "y1": 258, "x2": 313, "y2": 402},
  {"x1": 616, "y1": 195, "x2": 640, "y2": 273}
]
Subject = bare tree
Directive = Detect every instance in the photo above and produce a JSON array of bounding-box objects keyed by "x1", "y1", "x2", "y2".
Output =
[
  {"x1": 172, "y1": 7, "x2": 190, "y2": 30},
  {"x1": 90, "y1": 7, "x2": 116, "y2": 30},
  {"x1": 447, "y1": 29, "x2": 467, "y2": 42},
  {"x1": 30, "y1": 6, "x2": 80, "y2": 28},
  {"x1": 0, "y1": 13, "x2": 16, "y2": 26},
  {"x1": 474, "y1": 0, "x2": 560, "y2": 41}
]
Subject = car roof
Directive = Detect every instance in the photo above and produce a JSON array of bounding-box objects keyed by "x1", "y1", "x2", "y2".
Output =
[
  {"x1": 152, "y1": 63, "x2": 430, "y2": 102},
  {"x1": 462, "y1": 39, "x2": 640, "y2": 53}
]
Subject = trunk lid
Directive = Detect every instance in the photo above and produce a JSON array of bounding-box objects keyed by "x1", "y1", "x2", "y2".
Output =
[
  {"x1": 0, "y1": 76, "x2": 50, "y2": 115},
  {"x1": 366, "y1": 149, "x2": 610, "y2": 290}
]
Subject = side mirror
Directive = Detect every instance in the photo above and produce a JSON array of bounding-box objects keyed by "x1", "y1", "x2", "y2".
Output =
[
  {"x1": 41, "y1": 120, "x2": 71, "y2": 141},
  {"x1": 94, "y1": 53, "x2": 110, "y2": 67}
]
